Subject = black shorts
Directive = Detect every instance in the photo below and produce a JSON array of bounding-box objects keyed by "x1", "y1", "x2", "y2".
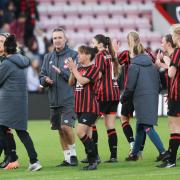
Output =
[
  {"x1": 121, "y1": 101, "x2": 134, "y2": 117},
  {"x1": 168, "y1": 100, "x2": 180, "y2": 117},
  {"x1": 77, "y1": 113, "x2": 98, "y2": 127},
  {"x1": 99, "y1": 101, "x2": 119, "y2": 115},
  {"x1": 50, "y1": 106, "x2": 76, "y2": 130}
]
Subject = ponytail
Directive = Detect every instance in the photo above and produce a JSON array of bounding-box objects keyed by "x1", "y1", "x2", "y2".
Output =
[
  {"x1": 106, "y1": 36, "x2": 120, "y2": 78},
  {"x1": 127, "y1": 31, "x2": 145, "y2": 56},
  {"x1": 94, "y1": 34, "x2": 120, "y2": 78},
  {"x1": 133, "y1": 43, "x2": 145, "y2": 56}
]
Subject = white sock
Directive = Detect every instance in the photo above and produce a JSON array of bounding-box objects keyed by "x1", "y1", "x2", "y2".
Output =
[
  {"x1": 63, "y1": 150, "x2": 71, "y2": 163},
  {"x1": 68, "y1": 144, "x2": 77, "y2": 156},
  {"x1": 130, "y1": 142, "x2": 135, "y2": 149}
]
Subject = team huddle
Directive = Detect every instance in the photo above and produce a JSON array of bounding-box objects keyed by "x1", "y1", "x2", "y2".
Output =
[{"x1": 0, "y1": 24, "x2": 180, "y2": 171}]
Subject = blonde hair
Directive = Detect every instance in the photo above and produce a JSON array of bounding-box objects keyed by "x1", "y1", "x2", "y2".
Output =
[
  {"x1": 171, "y1": 24, "x2": 180, "y2": 36},
  {"x1": 127, "y1": 31, "x2": 144, "y2": 56}
]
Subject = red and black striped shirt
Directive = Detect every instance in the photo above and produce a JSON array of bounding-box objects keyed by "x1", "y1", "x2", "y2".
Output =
[
  {"x1": 117, "y1": 50, "x2": 130, "y2": 88},
  {"x1": 95, "y1": 49, "x2": 120, "y2": 102},
  {"x1": 74, "y1": 64, "x2": 99, "y2": 114},
  {"x1": 168, "y1": 48, "x2": 180, "y2": 101}
]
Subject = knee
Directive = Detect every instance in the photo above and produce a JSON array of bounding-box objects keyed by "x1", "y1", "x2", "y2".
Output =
[
  {"x1": 76, "y1": 129, "x2": 86, "y2": 139},
  {"x1": 105, "y1": 120, "x2": 115, "y2": 129},
  {"x1": 144, "y1": 126, "x2": 153, "y2": 134},
  {"x1": 61, "y1": 125, "x2": 72, "y2": 134}
]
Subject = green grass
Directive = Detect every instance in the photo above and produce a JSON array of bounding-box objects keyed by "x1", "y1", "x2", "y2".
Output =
[{"x1": 0, "y1": 117, "x2": 180, "y2": 180}]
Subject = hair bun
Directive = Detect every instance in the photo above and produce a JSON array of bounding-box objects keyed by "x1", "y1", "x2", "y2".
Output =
[
  {"x1": 6, "y1": 34, "x2": 16, "y2": 42},
  {"x1": 4, "y1": 34, "x2": 17, "y2": 54}
]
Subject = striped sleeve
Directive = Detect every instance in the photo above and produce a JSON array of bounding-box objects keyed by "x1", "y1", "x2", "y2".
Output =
[
  {"x1": 117, "y1": 50, "x2": 130, "y2": 65},
  {"x1": 95, "y1": 53, "x2": 105, "y2": 72},
  {"x1": 83, "y1": 65, "x2": 99, "y2": 82},
  {"x1": 170, "y1": 48, "x2": 180, "y2": 69},
  {"x1": 145, "y1": 49, "x2": 156, "y2": 63}
]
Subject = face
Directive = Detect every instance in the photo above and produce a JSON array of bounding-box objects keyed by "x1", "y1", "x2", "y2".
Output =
[
  {"x1": 91, "y1": 38, "x2": 102, "y2": 50},
  {"x1": 78, "y1": 51, "x2": 89, "y2": 64},
  {"x1": 91, "y1": 38, "x2": 98, "y2": 48},
  {"x1": 0, "y1": 35, "x2": 6, "y2": 55},
  {"x1": 161, "y1": 37, "x2": 169, "y2": 53},
  {"x1": 52, "y1": 31, "x2": 66, "y2": 51}
]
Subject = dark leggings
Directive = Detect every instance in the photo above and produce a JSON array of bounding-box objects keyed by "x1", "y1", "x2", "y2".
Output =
[
  {"x1": 0, "y1": 125, "x2": 38, "y2": 164},
  {"x1": 0, "y1": 129, "x2": 16, "y2": 158}
]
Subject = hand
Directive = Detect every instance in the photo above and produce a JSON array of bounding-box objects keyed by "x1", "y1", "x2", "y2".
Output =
[
  {"x1": 155, "y1": 58, "x2": 161, "y2": 68},
  {"x1": 163, "y1": 56, "x2": 171, "y2": 66},
  {"x1": 45, "y1": 76, "x2": 53, "y2": 85},
  {"x1": 112, "y1": 38, "x2": 120, "y2": 53},
  {"x1": 52, "y1": 65, "x2": 61, "y2": 74},
  {"x1": 156, "y1": 50, "x2": 163, "y2": 61},
  {"x1": 67, "y1": 58, "x2": 76, "y2": 71}
]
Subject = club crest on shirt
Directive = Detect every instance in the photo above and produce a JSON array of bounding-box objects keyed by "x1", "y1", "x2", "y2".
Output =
[
  {"x1": 64, "y1": 64, "x2": 68, "y2": 69},
  {"x1": 76, "y1": 81, "x2": 83, "y2": 91},
  {"x1": 104, "y1": 55, "x2": 111, "y2": 60},
  {"x1": 79, "y1": 69, "x2": 86, "y2": 76}
]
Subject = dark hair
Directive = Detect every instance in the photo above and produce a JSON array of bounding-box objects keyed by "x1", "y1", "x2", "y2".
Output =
[
  {"x1": 4, "y1": 34, "x2": 17, "y2": 54},
  {"x1": 78, "y1": 45, "x2": 96, "y2": 61},
  {"x1": 94, "y1": 34, "x2": 108, "y2": 48},
  {"x1": 164, "y1": 34, "x2": 176, "y2": 48},
  {"x1": 94, "y1": 34, "x2": 119, "y2": 77}
]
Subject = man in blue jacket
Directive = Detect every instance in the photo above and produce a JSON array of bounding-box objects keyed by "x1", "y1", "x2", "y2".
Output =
[{"x1": 40, "y1": 28, "x2": 78, "y2": 166}]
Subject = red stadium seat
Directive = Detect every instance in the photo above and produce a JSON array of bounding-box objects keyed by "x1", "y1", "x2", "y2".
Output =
[{"x1": 38, "y1": 0, "x2": 162, "y2": 50}]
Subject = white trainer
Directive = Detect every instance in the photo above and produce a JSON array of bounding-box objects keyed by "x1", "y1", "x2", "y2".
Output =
[{"x1": 28, "y1": 161, "x2": 42, "y2": 172}]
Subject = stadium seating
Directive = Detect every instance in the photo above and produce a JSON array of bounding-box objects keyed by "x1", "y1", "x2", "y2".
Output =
[{"x1": 38, "y1": 0, "x2": 161, "y2": 50}]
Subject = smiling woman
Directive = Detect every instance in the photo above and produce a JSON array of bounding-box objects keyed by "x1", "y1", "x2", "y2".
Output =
[{"x1": 68, "y1": 45, "x2": 99, "y2": 170}]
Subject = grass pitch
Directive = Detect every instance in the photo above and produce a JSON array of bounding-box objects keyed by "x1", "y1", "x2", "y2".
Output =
[{"x1": 0, "y1": 117, "x2": 180, "y2": 180}]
